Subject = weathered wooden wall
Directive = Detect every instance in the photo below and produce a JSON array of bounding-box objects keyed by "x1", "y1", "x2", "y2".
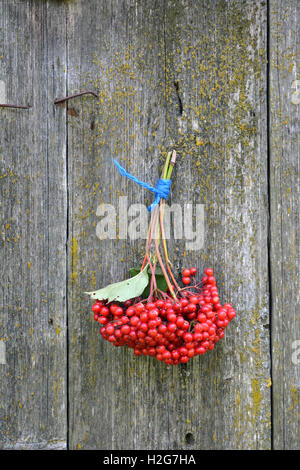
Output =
[
  {"x1": 269, "y1": 0, "x2": 300, "y2": 450},
  {"x1": 0, "y1": 0, "x2": 299, "y2": 450}
]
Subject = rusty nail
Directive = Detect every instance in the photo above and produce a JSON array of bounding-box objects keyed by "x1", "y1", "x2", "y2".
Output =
[
  {"x1": 0, "y1": 104, "x2": 30, "y2": 109},
  {"x1": 54, "y1": 91, "x2": 99, "y2": 105}
]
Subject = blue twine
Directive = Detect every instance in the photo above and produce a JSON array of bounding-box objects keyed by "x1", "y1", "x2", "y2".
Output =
[{"x1": 113, "y1": 159, "x2": 171, "y2": 211}]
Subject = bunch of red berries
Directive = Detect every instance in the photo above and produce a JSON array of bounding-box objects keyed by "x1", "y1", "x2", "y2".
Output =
[
  {"x1": 91, "y1": 268, "x2": 236, "y2": 365},
  {"x1": 181, "y1": 267, "x2": 197, "y2": 285}
]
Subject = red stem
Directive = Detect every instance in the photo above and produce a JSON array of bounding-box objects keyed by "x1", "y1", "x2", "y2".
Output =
[{"x1": 154, "y1": 238, "x2": 177, "y2": 300}]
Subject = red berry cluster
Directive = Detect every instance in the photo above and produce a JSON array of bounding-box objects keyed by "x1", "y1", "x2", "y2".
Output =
[
  {"x1": 91, "y1": 268, "x2": 236, "y2": 365},
  {"x1": 181, "y1": 267, "x2": 197, "y2": 285}
]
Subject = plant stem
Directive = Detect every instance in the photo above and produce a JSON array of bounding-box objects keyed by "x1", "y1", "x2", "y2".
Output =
[
  {"x1": 155, "y1": 150, "x2": 175, "y2": 249},
  {"x1": 146, "y1": 206, "x2": 159, "y2": 257},
  {"x1": 141, "y1": 150, "x2": 178, "y2": 301},
  {"x1": 162, "y1": 151, "x2": 172, "y2": 179},
  {"x1": 158, "y1": 150, "x2": 181, "y2": 292},
  {"x1": 154, "y1": 238, "x2": 177, "y2": 300},
  {"x1": 167, "y1": 149, "x2": 177, "y2": 179}
]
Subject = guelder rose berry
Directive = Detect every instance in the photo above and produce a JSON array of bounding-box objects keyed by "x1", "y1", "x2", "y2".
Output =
[{"x1": 91, "y1": 267, "x2": 236, "y2": 365}]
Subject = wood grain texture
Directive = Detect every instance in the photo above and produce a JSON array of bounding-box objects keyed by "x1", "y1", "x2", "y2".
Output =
[
  {"x1": 269, "y1": 0, "x2": 300, "y2": 450},
  {"x1": 0, "y1": 0, "x2": 67, "y2": 449},
  {"x1": 67, "y1": 0, "x2": 271, "y2": 449},
  {"x1": 0, "y1": 0, "x2": 298, "y2": 451}
]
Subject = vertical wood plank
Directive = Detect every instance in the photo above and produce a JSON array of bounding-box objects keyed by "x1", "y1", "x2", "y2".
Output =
[
  {"x1": 163, "y1": 0, "x2": 271, "y2": 450},
  {"x1": 269, "y1": 0, "x2": 300, "y2": 450},
  {"x1": 0, "y1": 0, "x2": 67, "y2": 449},
  {"x1": 67, "y1": 0, "x2": 271, "y2": 449}
]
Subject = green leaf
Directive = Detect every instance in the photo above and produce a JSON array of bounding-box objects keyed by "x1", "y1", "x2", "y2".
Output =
[
  {"x1": 155, "y1": 275, "x2": 168, "y2": 292},
  {"x1": 129, "y1": 267, "x2": 140, "y2": 277},
  {"x1": 148, "y1": 266, "x2": 163, "y2": 276},
  {"x1": 129, "y1": 265, "x2": 168, "y2": 298},
  {"x1": 86, "y1": 265, "x2": 149, "y2": 303},
  {"x1": 130, "y1": 266, "x2": 164, "y2": 277}
]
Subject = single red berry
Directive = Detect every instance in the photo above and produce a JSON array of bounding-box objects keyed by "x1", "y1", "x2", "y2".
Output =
[
  {"x1": 197, "y1": 313, "x2": 207, "y2": 323},
  {"x1": 126, "y1": 306, "x2": 135, "y2": 317},
  {"x1": 193, "y1": 332, "x2": 203, "y2": 342},
  {"x1": 135, "y1": 303, "x2": 144, "y2": 314},
  {"x1": 184, "y1": 332, "x2": 193, "y2": 342},
  {"x1": 187, "y1": 303, "x2": 196, "y2": 312},
  {"x1": 115, "y1": 329, "x2": 122, "y2": 338},
  {"x1": 140, "y1": 322, "x2": 148, "y2": 332},
  {"x1": 182, "y1": 268, "x2": 191, "y2": 277},
  {"x1": 180, "y1": 298, "x2": 189, "y2": 307},
  {"x1": 148, "y1": 319, "x2": 158, "y2": 329},
  {"x1": 167, "y1": 323, "x2": 177, "y2": 333},
  {"x1": 114, "y1": 307, "x2": 124, "y2": 317},
  {"x1": 180, "y1": 356, "x2": 189, "y2": 363},
  {"x1": 190, "y1": 267, "x2": 197, "y2": 276},
  {"x1": 92, "y1": 303, "x2": 101, "y2": 313},
  {"x1": 129, "y1": 330, "x2": 137, "y2": 340},
  {"x1": 197, "y1": 347, "x2": 206, "y2": 355},
  {"x1": 172, "y1": 350, "x2": 180, "y2": 360},
  {"x1": 148, "y1": 309, "x2": 159, "y2": 320},
  {"x1": 146, "y1": 302, "x2": 156, "y2": 310},
  {"x1": 173, "y1": 302, "x2": 182, "y2": 312},
  {"x1": 162, "y1": 351, "x2": 172, "y2": 360},
  {"x1": 189, "y1": 295, "x2": 198, "y2": 305},
  {"x1": 120, "y1": 325, "x2": 131, "y2": 335},
  {"x1": 130, "y1": 315, "x2": 139, "y2": 326},
  {"x1": 224, "y1": 303, "x2": 232, "y2": 309},
  {"x1": 227, "y1": 310, "x2": 236, "y2": 320},
  {"x1": 140, "y1": 312, "x2": 149, "y2": 322},
  {"x1": 134, "y1": 349, "x2": 143, "y2": 356},
  {"x1": 176, "y1": 316, "x2": 185, "y2": 328},
  {"x1": 205, "y1": 268, "x2": 214, "y2": 276},
  {"x1": 158, "y1": 324, "x2": 168, "y2": 334},
  {"x1": 217, "y1": 310, "x2": 226, "y2": 321},
  {"x1": 137, "y1": 330, "x2": 146, "y2": 338},
  {"x1": 179, "y1": 346, "x2": 188, "y2": 355},
  {"x1": 167, "y1": 312, "x2": 177, "y2": 323},
  {"x1": 148, "y1": 328, "x2": 158, "y2": 338},
  {"x1": 106, "y1": 325, "x2": 115, "y2": 335},
  {"x1": 100, "y1": 306, "x2": 110, "y2": 317},
  {"x1": 187, "y1": 312, "x2": 196, "y2": 320},
  {"x1": 182, "y1": 276, "x2": 191, "y2": 285}
]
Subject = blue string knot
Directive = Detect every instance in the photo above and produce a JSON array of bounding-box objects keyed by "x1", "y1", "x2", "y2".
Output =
[{"x1": 113, "y1": 159, "x2": 171, "y2": 211}]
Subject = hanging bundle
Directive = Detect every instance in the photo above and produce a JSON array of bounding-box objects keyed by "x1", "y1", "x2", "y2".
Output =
[{"x1": 86, "y1": 151, "x2": 236, "y2": 365}]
